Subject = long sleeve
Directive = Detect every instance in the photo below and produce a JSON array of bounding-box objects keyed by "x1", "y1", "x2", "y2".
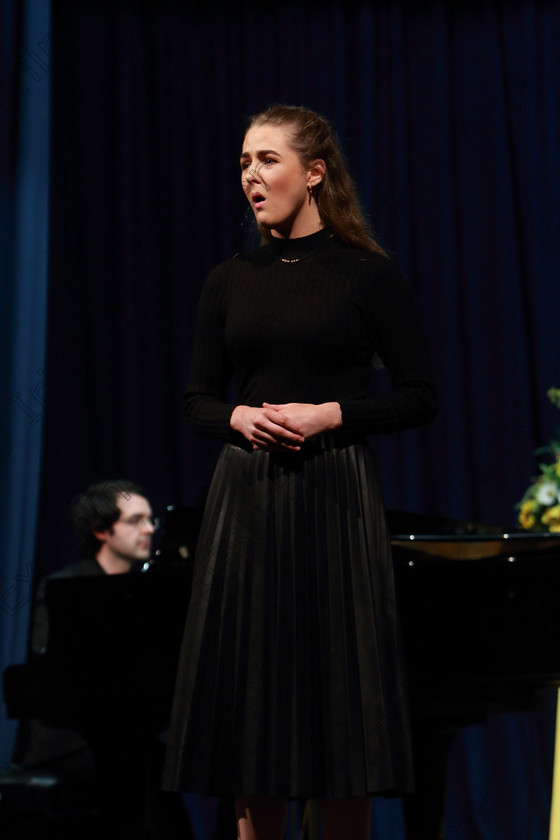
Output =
[
  {"x1": 184, "y1": 263, "x2": 240, "y2": 441},
  {"x1": 338, "y1": 252, "x2": 437, "y2": 434},
  {"x1": 183, "y1": 236, "x2": 437, "y2": 442}
]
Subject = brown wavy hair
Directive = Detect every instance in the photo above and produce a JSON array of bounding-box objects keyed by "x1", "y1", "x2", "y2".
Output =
[{"x1": 247, "y1": 104, "x2": 386, "y2": 254}]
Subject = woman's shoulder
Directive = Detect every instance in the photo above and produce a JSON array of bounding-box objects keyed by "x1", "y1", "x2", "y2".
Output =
[
  {"x1": 201, "y1": 252, "x2": 244, "y2": 291},
  {"x1": 323, "y1": 239, "x2": 420, "y2": 318},
  {"x1": 205, "y1": 243, "x2": 273, "y2": 281},
  {"x1": 326, "y1": 237, "x2": 403, "y2": 283},
  {"x1": 198, "y1": 247, "x2": 274, "y2": 311}
]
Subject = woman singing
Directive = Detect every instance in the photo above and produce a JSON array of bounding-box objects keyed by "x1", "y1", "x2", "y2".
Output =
[{"x1": 164, "y1": 104, "x2": 437, "y2": 840}]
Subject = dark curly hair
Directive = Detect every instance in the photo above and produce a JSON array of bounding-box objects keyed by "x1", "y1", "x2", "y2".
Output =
[{"x1": 72, "y1": 479, "x2": 146, "y2": 560}]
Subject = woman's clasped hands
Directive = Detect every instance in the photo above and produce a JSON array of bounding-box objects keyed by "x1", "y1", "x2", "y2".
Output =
[{"x1": 230, "y1": 402, "x2": 342, "y2": 452}]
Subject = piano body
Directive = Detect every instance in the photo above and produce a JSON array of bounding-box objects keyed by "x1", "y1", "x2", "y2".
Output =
[
  {"x1": 388, "y1": 509, "x2": 560, "y2": 838},
  {"x1": 390, "y1": 510, "x2": 560, "y2": 704},
  {"x1": 2, "y1": 506, "x2": 201, "y2": 839},
  {"x1": 3, "y1": 507, "x2": 560, "y2": 838}
]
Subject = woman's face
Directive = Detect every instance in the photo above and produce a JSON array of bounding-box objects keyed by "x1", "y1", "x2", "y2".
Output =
[{"x1": 240, "y1": 123, "x2": 323, "y2": 239}]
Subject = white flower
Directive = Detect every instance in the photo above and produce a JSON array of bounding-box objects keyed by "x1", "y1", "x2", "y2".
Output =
[{"x1": 536, "y1": 481, "x2": 560, "y2": 506}]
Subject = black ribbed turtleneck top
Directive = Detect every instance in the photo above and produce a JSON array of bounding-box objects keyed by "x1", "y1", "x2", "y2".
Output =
[{"x1": 184, "y1": 228, "x2": 437, "y2": 441}]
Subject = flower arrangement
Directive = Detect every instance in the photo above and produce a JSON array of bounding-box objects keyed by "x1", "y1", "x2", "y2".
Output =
[{"x1": 517, "y1": 387, "x2": 560, "y2": 532}]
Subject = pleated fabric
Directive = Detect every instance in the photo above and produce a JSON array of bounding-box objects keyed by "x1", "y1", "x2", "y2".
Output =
[{"x1": 163, "y1": 434, "x2": 414, "y2": 799}]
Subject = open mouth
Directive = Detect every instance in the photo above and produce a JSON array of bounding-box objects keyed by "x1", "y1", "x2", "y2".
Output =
[{"x1": 252, "y1": 191, "x2": 266, "y2": 206}]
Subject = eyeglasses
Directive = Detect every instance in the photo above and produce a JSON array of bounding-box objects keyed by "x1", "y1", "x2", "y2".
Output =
[{"x1": 119, "y1": 515, "x2": 160, "y2": 530}]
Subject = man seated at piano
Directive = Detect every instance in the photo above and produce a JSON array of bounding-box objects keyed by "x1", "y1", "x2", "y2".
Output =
[
  {"x1": 9, "y1": 479, "x2": 196, "y2": 838},
  {"x1": 12, "y1": 480, "x2": 155, "y2": 778},
  {"x1": 30, "y1": 478, "x2": 157, "y2": 659}
]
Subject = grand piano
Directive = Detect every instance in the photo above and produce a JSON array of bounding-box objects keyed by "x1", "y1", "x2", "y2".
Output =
[
  {"x1": 387, "y1": 509, "x2": 560, "y2": 839},
  {"x1": 3, "y1": 506, "x2": 560, "y2": 839}
]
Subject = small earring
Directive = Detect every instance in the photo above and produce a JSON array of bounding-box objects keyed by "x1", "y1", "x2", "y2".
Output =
[{"x1": 307, "y1": 184, "x2": 313, "y2": 204}]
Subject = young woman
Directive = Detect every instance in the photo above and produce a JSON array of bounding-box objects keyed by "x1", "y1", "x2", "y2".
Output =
[{"x1": 164, "y1": 105, "x2": 437, "y2": 840}]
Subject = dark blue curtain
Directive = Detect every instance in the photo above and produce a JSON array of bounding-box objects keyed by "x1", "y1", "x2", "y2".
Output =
[
  {"x1": 0, "y1": 0, "x2": 50, "y2": 764},
  {"x1": 3, "y1": 0, "x2": 558, "y2": 835},
  {"x1": 37, "y1": 0, "x2": 560, "y2": 572},
  {"x1": 445, "y1": 691, "x2": 557, "y2": 839}
]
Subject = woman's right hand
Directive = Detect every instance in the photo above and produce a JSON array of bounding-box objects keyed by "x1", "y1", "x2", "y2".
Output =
[{"x1": 230, "y1": 405, "x2": 304, "y2": 452}]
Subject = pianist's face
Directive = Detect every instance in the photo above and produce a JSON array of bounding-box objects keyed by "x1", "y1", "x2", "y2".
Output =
[{"x1": 97, "y1": 493, "x2": 155, "y2": 565}]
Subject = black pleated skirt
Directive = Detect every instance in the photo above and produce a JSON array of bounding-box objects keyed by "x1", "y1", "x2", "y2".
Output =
[{"x1": 163, "y1": 435, "x2": 414, "y2": 799}]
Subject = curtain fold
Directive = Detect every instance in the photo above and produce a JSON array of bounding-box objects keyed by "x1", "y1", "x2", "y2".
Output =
[
  {"x1": 38, "y1": 0, "x2": 560, "y2": 573},
  {"x1": 0, "y1": 0, "x2": 50, "y2": 764}
]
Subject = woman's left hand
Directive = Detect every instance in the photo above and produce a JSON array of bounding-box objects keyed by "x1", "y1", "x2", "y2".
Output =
[{"x1": 262, "y1": 402, "x2": 342, "y2": 441}]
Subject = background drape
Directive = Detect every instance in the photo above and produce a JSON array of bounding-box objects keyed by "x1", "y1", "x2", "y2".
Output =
[
  {"x1": 37, "y1": 0, "x2": 560, "y2": 579},
  {"x1": 0, "y1": 0, "x2": 50, "y2": 766},
  {"x1": 2, "y1": 0, "x2": 559, "y2": 836}
]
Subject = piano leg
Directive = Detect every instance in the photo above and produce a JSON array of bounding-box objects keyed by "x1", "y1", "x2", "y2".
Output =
[
  {"x1": 88, "y1": 729, "x2": 147, "y2": 838},
  {"x1": 86, "y1": 723, "x2": 194, "y2": 840},
  {"x1": 403, "y1": 718, "x2": 461, "y2": 840}
]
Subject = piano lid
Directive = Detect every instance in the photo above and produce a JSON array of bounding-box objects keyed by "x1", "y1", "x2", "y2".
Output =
[{"x1": 387, "y1": 508, "x2": 560, "y2": 560}]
